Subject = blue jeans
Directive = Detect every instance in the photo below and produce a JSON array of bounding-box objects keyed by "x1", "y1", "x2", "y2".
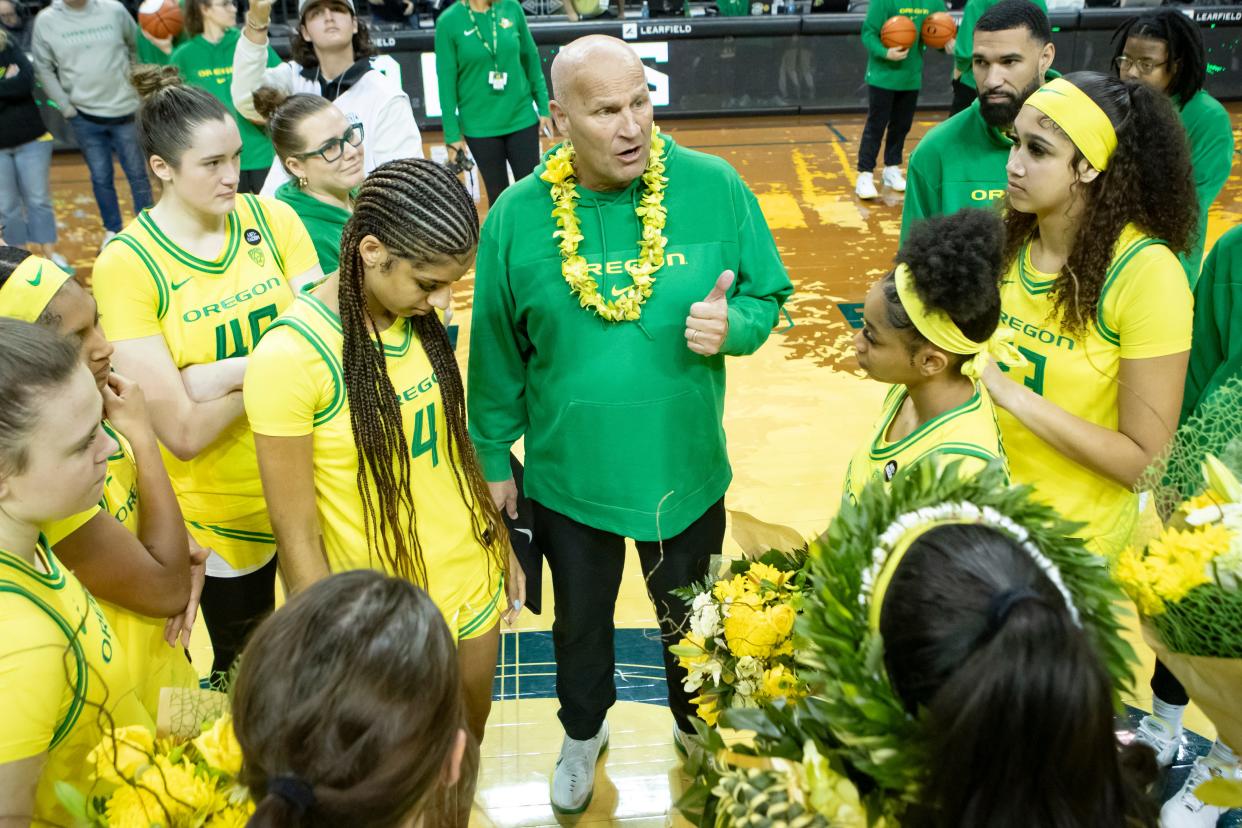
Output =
[
  {"x1": 68, "y1": 116, "x2": 153, "y2": 232},
  {"x1": 0, "y1": 138, "x2": 57, "y2": 245}
]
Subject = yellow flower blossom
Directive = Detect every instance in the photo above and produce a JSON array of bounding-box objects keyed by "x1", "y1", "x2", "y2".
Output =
[
  {"x1": 106, "y1": 756, "x2": 217, "y2": 827},
  {"x1": 692, "y1": 693, "x2": 720, "y2": 726},
  {"x1": 724, "y1": 601, "x2": 796, "y2": 659},
  {"x1": 713, "y1": 573, "x2": 760, "y2": 605},
  {"x1": 89, "y1": 725, "x2": 155, "y2": 786},
  {"x1": 1116, "y1": 544, "x2": 1164, "y2": 616},
  {"x1": 746, "y1": 562, "x2": 792, "y2": 593},
  {"x1": 760, "y1": 664, "x2": 803, "y2": 702},
  {"x1": 193, "y1": 714, "x2": 243, "y2": 777},
  {"x1": 206, "y1": 801, "x2": 254, "y2": 828},
  {"x1": 801, "y1": 742, "x2": 868, "y2": 828}
]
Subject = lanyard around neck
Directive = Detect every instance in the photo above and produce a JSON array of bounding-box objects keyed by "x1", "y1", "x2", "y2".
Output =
[{"x1": 467, "y1": 3, "x2": 500, "y2": 69}]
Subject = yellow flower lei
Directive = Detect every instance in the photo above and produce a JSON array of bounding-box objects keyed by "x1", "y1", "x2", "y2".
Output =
[{"x1": 540, "y1": 127, "x2": 668, "y2": 322}]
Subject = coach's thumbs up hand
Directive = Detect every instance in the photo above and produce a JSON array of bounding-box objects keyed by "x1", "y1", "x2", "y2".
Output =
[{"x1": 685, "y1": 270, "x2": 734, "y2": 357}]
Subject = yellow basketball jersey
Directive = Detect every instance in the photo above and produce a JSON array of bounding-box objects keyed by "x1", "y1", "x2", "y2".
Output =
[
  {"x1": 93, "y1": 195, "x2": 318, "y2": 568},
  {"x1": 41, "y1": 423, "x2": 198, "y2": 719},
  {"x1": 244, "y1": 290, "x2": 501, "y2": 638},
  {"x1": 0, "y1": 541, "x2": 152, "y2": 824},
  {"x1": 843, "y1": 382, "x2": 1007, "y2": 505},
  {"x1": 997, "y1": 226, "x2": 1193, "y2": 556}
]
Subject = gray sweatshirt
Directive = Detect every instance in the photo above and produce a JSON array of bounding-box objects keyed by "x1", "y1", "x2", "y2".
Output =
[{"x1": 32, "y1": 0, "x2": 138, "y2": 119}]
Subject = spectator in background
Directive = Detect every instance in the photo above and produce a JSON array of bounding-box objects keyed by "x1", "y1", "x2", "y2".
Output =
[
  {"x1": 855, "y1": 0, "x2": 947, "y2": 200},
  {"x1": 172, "y1": 0, "x2": 281, "y2": 194},
  {"x1": 0, "y1": 0, "x2": 31, "y2": 51},
  {"x1": 1112, "y1": 8, "x2": 1234, "y2": 289},
  {"x1": 233, "y1": 0, "x2": 422, "y2": 196},
  {"x1": 31, "y1": 0, "x2": 154, "y2": 250},
  {"x1": 0, "y1": 25, "x2": 73, "y2": 271},
  {"x1": 435, "y1": 0, "x2": 551, "y2": 205},
  {"x1": 951, "y1": 0, "x2": 1046, "y2": 115},
  {"x1": 369, "y1": 0, "x2": 416, "y2": 24}
]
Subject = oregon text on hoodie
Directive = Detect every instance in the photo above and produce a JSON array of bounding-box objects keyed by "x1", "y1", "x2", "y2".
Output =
[
  {"x1": 467, "y1": 134, "x2": 793, "y2": 540},
  {"x1": 31, "y1": 0, "x2": 138, "y2": 119}
]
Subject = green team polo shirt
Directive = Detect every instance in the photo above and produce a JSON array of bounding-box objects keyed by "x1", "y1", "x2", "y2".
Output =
[{"x1": 171, "y1": 29, "x2": 281, "y2": 172}]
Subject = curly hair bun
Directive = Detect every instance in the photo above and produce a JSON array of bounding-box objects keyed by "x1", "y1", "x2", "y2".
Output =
[
  {"x1": 252, "y1": 86, "x2": 291, "y2": 123},
  {"x1": 899, "y1": 208, "x2": 1006, "y2": 343},
  {"x1": 130, "y1": 64, "x2": 184, "y2": 100}
]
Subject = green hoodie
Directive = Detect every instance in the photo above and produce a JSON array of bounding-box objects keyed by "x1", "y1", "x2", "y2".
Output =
[
  {"x1": 953, "y1": 0, "x2": 1047, "y2": 90},
  {"x1": 468, "y1": 135, "x2": 793, "y2": 540},
  {"x1": 274, "y1": 181, "x2": 351, "y2": 275},
  {"x1": 900, "y1": 69, "x2": 1059, "y2": 243},
  {"x1": 1176, "y1": 89, "x2": 1235, "y2": 288},
  {"x1": 862, "y1": 0, "x2": 947, "y2": 92},
  {"x1": 1182, "y1": 225, "x2": 1242, "y2": 424}
]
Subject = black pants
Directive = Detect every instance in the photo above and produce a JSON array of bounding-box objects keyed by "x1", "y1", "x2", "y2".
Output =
[
  {"x1": 237, "y1": 168, "x2": 268, "y2": 195},
  {"x1": 198, "y1": 557, "x2": 278, "y2": 683},
  {"x1": 533, "y1": 497, "x2": 725, "y2": 740},
  {"x1": 466, "y1": 122, "x2": 541, "y2": 206},
  {"x1": 857, "y1": 85, "x2": 920, "y2": 172},
  {"x1": 1151, "y1": 659, "x2": 1190, "y2": 706},
  {"x1": 950, "y1": 77, "x2": 976, "y2": 116}
]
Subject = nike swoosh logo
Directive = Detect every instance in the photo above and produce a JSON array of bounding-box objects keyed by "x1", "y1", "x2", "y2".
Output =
[
  {"x1": 27, "y1": 264, "x2": 42, "y2": 286},
  {"x1": 171, "y1": 277, "x2": 193, "y2": 290},
  {"x1": 513, "y1": 528, "x2": 533, "y2": 542},
  {"x1": 464, "y1": 27, "x2": 476, "y2": 34}
]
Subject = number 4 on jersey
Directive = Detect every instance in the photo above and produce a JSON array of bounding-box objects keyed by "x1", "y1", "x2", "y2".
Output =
[{"x1": 411, "y1": 402, "x2": 439, "y2": 467}]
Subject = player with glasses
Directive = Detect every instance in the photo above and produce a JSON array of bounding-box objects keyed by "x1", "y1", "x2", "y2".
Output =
[
  {"x1": 1111, "y1": 8, "x2": 1234, "y2": 287},
  {"x1": 172, "y1": 0, "x2": 283, "y2": 194},
  {"x1": 256, "y1": 89, "x2": 366, "y2": 276}
]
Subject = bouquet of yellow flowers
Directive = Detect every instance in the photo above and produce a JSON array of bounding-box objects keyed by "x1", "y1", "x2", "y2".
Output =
[
  {"x1": 670, "y1": 552, "x2": 809, "y2": 728},
  {"x1": 57, "y1": 714, "x2": 253, "y2": 827}
]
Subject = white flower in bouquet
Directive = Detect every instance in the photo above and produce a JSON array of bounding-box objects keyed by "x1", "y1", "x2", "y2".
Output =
[
  {"x1": 691, "y1": 591, "x2": 723, "y2": 639},
  {"x1": 1215, "y1": 543, "x2": 1242, "y2": 590},
  {"x1": 736, "y1": 655, "x2": 764, "y2": 680}
]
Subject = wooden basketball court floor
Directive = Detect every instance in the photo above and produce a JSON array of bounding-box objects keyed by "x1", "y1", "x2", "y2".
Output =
[{"x1": 42, "y1": 107, "x2": 1242, "y2": 826}]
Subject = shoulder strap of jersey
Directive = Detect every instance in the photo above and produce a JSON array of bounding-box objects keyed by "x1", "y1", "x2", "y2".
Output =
[
  {"x1": 240, "y1": 194, "x2": 288, "y2": 277},
  {"x1": 263, "y1": 303, "x2": 344, "y2": 427},
  {"x1": 1094, "y1": 233, "x2": 1169, "y2": 346},
  {"x1": 0, "y1": 582, "x2": 87, "y2": 750},
  {"x1": 110, "y1": 233, "x2": 172, "y2": 321}
]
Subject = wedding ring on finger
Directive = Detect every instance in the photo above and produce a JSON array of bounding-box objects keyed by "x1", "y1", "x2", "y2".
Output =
[{"x1": 691, "y1": 330, "x2": 700, "y2": 344}]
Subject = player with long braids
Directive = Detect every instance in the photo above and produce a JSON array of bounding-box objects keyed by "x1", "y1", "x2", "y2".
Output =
[{"x1": 245, "y1": 159, "x2": 520, "y2": 751}]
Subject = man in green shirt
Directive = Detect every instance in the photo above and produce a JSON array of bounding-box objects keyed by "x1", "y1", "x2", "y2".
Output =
[
  {"x1": 855, "y1": 0, "x2": 947, "y2": 199},
  {"x1": 467, "y1": 35, "x2": 792, "y2": 815},
  {"x1": 1112, "y1": 8, "x2": 1235, "y2": 289},
  {"x1": 901, "y1": 0, "x2": 1054, "y2": 243},
  {"x1": 950, "y1": 0, "x2": 1047, "y2": 114}
]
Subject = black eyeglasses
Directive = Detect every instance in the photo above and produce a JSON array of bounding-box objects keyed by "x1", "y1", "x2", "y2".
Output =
[
  {"x1": 295, "y1": 123, "x2": 365, "y2": 164},
  {"x1": 1114, "y1": 55, "x2": 1167, "y2": 76}
]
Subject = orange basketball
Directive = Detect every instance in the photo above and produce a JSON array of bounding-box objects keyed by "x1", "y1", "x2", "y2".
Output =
[
  {"x1": 921, "y1": 11, "x2": 958, "y2": 50},
  {"x1": 880, "y1": 15, "x2": 917, "y2": 50},
  {"x1": 138, "y1": 0, "x2": 183, "y2": 40}
]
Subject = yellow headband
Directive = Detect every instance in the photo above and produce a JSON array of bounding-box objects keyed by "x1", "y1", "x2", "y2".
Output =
[
  {"x1": 0, "y1": 256, "x2": 73, "y2": 323},
  {"x1": 894, "y1": 264, "x2": 1026, "y2": 380},
  {"x1": 866, "y1": 502, "x2": 1082, "y2": 633},
  {"x1": 1024, "y1": 77, "x2": 1118, "y2": 172}
]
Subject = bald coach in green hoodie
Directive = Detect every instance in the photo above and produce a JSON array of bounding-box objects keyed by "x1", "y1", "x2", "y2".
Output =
[{"x1": 468, "y1": 35, "x2": 792, "y2": 814}]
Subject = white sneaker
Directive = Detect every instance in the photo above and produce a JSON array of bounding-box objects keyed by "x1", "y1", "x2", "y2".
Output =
[
  {"x1": 1133, "y1": 714, "x2": 1182, "y2": 768},
  {"x1": 100, "y1": 230, "x2": 117, "y2": 252},
  {"x1": 882, "y1": 166, "x2": 907, "y2": 192},
  {"x1": 673, "y1": 722, "x2": 707, "y2": 767},
  {"x1": 855, "y1": 171, "x2": 878, "y2": 200},
  {"x1": 1159, "y1": 755, "x2": 1241, "y2": 827},
  {"x1": 550, "y1": 721, "x2": 609, "y2": 814}
]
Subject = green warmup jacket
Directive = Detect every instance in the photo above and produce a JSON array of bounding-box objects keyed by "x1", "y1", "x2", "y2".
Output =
[
  {"x1": 953, "y1": 0, "x2": 1047, "y2": 90},
  {"x1": 172, "y1": 29, "x2": 280, "y2": 173},
  {"x1": 275, "y1": 181, "x2": 350, "y2": 275},
  {"x1": 862, "y1": 0, "x2": 947, "y2": 92},
  {"x1": 467, "y1": 135, "x2": 793, "y2": 540},
  {"x1": 1182, "y1": 225, "x2": 1242, "y2": 424},
  {"x1": 434, "y1": 0, "x2": 549, "y2": 146},
  {"x1": 1176, "y1": 89, "x2": 1235, "y2": 289},
  {"x1": 900, "y1": 69, "x2": 1059, "y2": 243}
]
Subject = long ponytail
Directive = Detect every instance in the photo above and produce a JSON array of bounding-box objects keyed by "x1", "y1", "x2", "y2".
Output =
[{"x1": 880, "y1": 524, "x2": 1158, "y2": 828}]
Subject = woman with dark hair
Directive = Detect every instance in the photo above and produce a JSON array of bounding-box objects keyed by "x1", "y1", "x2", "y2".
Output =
[
  {"x1": 1111, "y1": 8, "x2": 1234, "y2": 287},
  {"x1": 983, "y1": 71, "x2": 1196, "y2": 558},
  {"x1": 231, "y1": 0, "x2": 422, "y2": 196},
  {"x1": 92, "y1": 66, "x2": 322, "y2": 684},
  {"x1": 244, "y1": 159, "x2": 520, "y2": 751},
  {"x1": 254, "y1": 89, "x2": 364, "y2": 275},
  {"x1": 0, "y1": 318, "x2": 154, "y2": 826},
  {"x1": 0, "y1": 248, "x2": 200, "y2": 719},
  {"x1": 172, "y1": 0, "x2": 282, "y2": 194},
  {"x1": 846, "y1": 207, "x2": 1016, "y2": 503},
  {"x1": 233, "y1": 570, "x2": 469, "y2": 827}
]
